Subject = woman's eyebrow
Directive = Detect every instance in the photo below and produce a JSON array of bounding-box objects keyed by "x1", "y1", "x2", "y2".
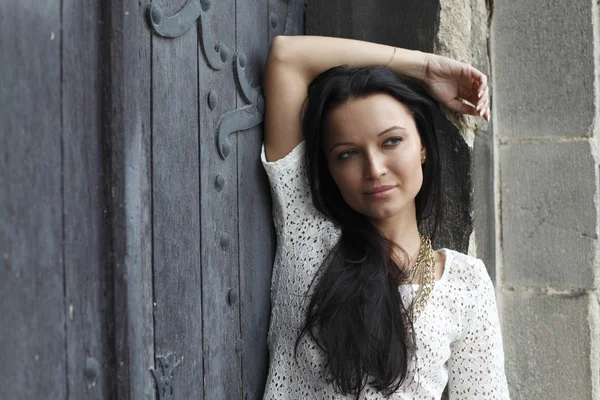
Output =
[
  {"x1": 328, "y1": 125, "x2": 406, "y2": 154},
  {"x1": 377, "y1": 125, "x2": 405, "y2": 137}
]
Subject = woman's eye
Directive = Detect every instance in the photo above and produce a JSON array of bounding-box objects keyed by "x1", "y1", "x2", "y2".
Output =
[
  {"x1": 384, "y1": 137, "x2": 402, "y2": 146},
  {"x1": 337, "y1": 150, "x2": 357, "y2": 160}
]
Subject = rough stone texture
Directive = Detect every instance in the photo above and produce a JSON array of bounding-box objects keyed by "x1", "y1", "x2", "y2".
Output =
[
  {"x1": 493, "y1": 0, "x2": 600, "y2": 398},
  {"x1": 492, "y1": 0, "x2": 595, "y2": 139},
  {"x1": 465, "y1": 0, "x2": 495, "y2": 273},
  {"x1": 472, "y1": 123, "x2": 495, "y2": 280},
  {"x1": 436, "y1": 0, "x2": 496, "y2": 276},
  {"x1": 436, "y1": 0, "x2": 490, "y2": 146},
  {"x1": 500, "y1": 289, "x2": 594, "y2": 400},
  {"x1": 499, "y1": 140, "x2": 596, "y2": 289},
  {"x1": 590, "y1": 291, "x2": 600, "y2": 398}
]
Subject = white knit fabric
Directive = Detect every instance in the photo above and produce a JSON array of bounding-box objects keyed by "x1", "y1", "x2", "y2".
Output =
[{"x1": 260, "y1": 141, "x2": 510, "y2": 400}]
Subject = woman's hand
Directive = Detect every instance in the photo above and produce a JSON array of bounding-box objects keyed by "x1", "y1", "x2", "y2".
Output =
[{"x1": 422, "y1": 54, "x2": 490, "y2": 121}]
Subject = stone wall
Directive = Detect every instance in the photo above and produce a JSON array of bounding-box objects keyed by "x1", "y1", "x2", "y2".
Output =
[{"x1": 492, "y1": 0, "x2": 600, "y2": 398}]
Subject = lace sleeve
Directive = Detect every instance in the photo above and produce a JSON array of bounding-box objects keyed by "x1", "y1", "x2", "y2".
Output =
[
  {"x1": 447, "y1": 260, "x2": 511, "y2": 399},
  {"x1": 260, "y1": 141, "x2": 314, "y2": 238}
]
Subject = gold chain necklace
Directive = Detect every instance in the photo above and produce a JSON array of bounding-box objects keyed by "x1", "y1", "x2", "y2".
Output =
[{"x1": 406, "y1": 234, "x2": 435, "y2": 318}]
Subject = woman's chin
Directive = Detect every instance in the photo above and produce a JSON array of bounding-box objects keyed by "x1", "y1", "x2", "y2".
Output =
[{"x1": 363, "y1": 202, "x2": 414, "y2": 222}]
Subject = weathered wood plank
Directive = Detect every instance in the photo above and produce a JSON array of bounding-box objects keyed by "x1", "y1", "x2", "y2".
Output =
[
  {"x1": 107, "y1": 0, "x2": 155, "y2": 398},
  {"x1": 268, "y1": 0, "x2": 288, "y2": 39},
  {"x1": 199, "y1": 0, "x2": 242, "y2": 398},
  {"x1": 62, "y1": 0, "x2": 114, "y2": 397},
  {"x1": 152, "y1": 0, "x2": 203, "y2": 397},
  {"x1": 236, "y1": 0, "x2": 275, "y2": 399},
  {"x1": 0, "y1": 1, "x2": 66, "y2": 399}
]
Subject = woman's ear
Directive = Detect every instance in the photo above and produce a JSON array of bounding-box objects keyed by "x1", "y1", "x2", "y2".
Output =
[{"x1": 420, "y1": 146, "x2": 427, "y2": 164}]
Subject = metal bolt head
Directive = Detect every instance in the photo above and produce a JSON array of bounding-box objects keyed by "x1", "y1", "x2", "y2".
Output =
[
  {"x1": 228, "y1": 288, "x2": 239, "y2": 305},
  {"x1": 84, "y1": 357, "x2": 100, "y2": 382},
  {"x1": 238, "y1": 53, "x2": 247, "y2": 69},
  {"x1": 257, "y1": 95, "x2": 265, "y2": 115},
  {"x1": 235, "y1": 339, "x2": 244, "y2": 355},
  {"x1": 208, "y1": 91, "x2": 218, "y2": 110},
  {"x1": 221, "y1": 140, "x2": 231, "y2": 158},
  {"x1": 220, "y1": 233, "x2": 231, "y2": 250},
  {"x1": 200, "y1": 0, "x2": 211, "y2": 11},
  {"x1": 269, "y1": 12, "x2": 279, "y2": 29},
  {"x1": 149, "y1": 4, "x2": 162, "y2": 25},
  {"x1": 215, "y1": 174, "x2": 225, "y2": 192},
  {"x1": 216, "y1": 43, "x2": 229, "y2": 63}
]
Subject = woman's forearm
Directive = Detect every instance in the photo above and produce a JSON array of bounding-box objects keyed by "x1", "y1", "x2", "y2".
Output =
[{"x1": 267, "y1": 35, "x2": 427, "y2": 83}]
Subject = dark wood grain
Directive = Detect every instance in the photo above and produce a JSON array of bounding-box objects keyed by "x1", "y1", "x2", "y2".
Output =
[
  {"x1": 0, "y1": 1, "x2": 66, "y2": 399},
  {"x1": 199, "y1": 0, "x2": 242, "y2": 398},
  {"x1": 268, "y1": 0, "x2": 288, "y2": 39},
  {"x1": 107, "y1": 0, "x2": 155, "y2": 398},
  {"x1": 62, "y1": 0, "x2": 115, "y2": 398},
  {"x1": 236, "y1": 0, "x2": 274, "y2": 399},
  {"x1": 306, "y1": 0, "x2": 439, "y2": 52},
  {"x1": 152, "y1": 0, "x2": 203, "y2": 398}
]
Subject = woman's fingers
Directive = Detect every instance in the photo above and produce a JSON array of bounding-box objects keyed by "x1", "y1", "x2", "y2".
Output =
[
  {"x1": 477, "y1": 73, "x2": 488, "y2": 98},
  {"x1": 476, "y1": 94, "x2": 488, "y2": 116},
  {"x1": 452, "y1": 91, "x2": 490, "y2": 119},
  {"x1": 450, "y1": 97, "x2": 482, "y2": 116},
  {"x1": 476, "y1": 86, "x2": 488, "y2": 111},
  {"x1": 429, "y1": 60, "x2": 490, "y2": 119},
  {"x1": 472, "y1": 69, "x2": 489, "y2": 119}
]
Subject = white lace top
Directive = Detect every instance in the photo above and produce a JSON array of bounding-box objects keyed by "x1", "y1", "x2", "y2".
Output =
[{"x1": 260, "y1": 141, "x2": 510, "y2": 399}]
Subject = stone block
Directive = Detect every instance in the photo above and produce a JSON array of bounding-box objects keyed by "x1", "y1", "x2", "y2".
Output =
[
  {"x1": 492, "y1": 0, "x2": 595, "y2": 138},
  {"x1": 499, "y1": 290, "x2": 594, "y2": 400},
  {"x1": 500, "y1": 141, "x2": 596, "y2": 288},
  {"x1": 472, "y1": 124, "x2": 495, "y2": 280}
]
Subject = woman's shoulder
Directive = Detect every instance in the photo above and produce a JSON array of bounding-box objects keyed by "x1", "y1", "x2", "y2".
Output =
[
  {"x1": 260, "y1": 140, "x2": 308, "y2": 209},
  {"x1": 440, "y1": 248, "x2": 493, "y2": 290},
  {"x1": 260, "y1": 140, "x2": 306, "y2": 171},
  {"x1": 260, "y1": 140, "x2": 339, "y2": 243}
]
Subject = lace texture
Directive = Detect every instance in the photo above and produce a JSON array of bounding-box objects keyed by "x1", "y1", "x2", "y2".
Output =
[{"x1": 260, "y1": 141, "x2": 510, "y2": 400}]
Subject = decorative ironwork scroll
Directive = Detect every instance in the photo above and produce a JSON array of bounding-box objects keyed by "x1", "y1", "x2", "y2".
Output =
[
  {"x1": 147, "y1": 0, "x2": 201, "y2": 38},
  {"x1": 217, "y1": 104, "x2": 263, "y2": 158},
  {"x1": 147, "y1": 0, "x2": 229, "y2": 69},
  {"x1": 145, "y1": 2, "x2": 302, "y2": 397},
  {"x1": 198, "y1": 5, "x2": 230, "y2": 69},
  {"x1": 216, "y1": 52, "x2": 265, "y2": 159},
  {"x1": 150, "y1": 353, "x2": 183, "y2": 400},
  {"x1": 234, "y1": 53, "x2": 261, "y2": 105}
]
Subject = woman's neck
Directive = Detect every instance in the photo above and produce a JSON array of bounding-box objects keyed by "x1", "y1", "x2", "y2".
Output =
[{"x1": 370, "y1": 212, "x2": 421, "y2": 265}]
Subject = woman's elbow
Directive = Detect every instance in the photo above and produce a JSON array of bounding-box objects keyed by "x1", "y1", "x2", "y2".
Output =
[{"x1": 267, "y1": 35, "x2": 295, "y2": 65}]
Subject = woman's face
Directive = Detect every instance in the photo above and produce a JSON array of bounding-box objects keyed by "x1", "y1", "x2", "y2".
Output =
[{"x1": 323, "y1": 93, "x2": 426, "y2": 222}]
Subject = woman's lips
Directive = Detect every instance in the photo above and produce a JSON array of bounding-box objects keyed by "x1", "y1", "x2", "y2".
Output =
[{"x1": 365, "y1": 185, "x2": 397, "y2": 199}]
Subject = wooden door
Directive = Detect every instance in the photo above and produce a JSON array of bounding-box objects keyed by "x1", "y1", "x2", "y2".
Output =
[
  {"x1": 1, "y1": 0, "x2": 302, "y2": 399},
  {"x1": 145, "y1": 0, "x2": 303, "y2": 399}
]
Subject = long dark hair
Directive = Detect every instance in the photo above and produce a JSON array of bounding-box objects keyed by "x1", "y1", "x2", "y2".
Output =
[{"x1": 295, "y1": 67, "x2": 443, "y2": 398}]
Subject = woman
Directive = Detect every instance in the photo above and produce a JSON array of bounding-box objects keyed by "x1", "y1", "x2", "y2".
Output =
[{"x1": 260, "y1": 35, "x2": 509, "y2": 399}]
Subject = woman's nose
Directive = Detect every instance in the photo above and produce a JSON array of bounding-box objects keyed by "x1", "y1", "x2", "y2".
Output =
[{"x1": 364, "y1": 153, "x2": 387, "y2": 179}]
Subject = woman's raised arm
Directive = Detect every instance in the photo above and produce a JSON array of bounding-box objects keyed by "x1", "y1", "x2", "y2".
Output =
[{"x1": 263, "y1": 35, "x2": 489, "y2": 162}]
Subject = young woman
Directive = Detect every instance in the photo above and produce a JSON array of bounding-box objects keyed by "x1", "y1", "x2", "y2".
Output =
[{"x1": 260, "y1": 35, "x2": 509, "y2": 399}]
